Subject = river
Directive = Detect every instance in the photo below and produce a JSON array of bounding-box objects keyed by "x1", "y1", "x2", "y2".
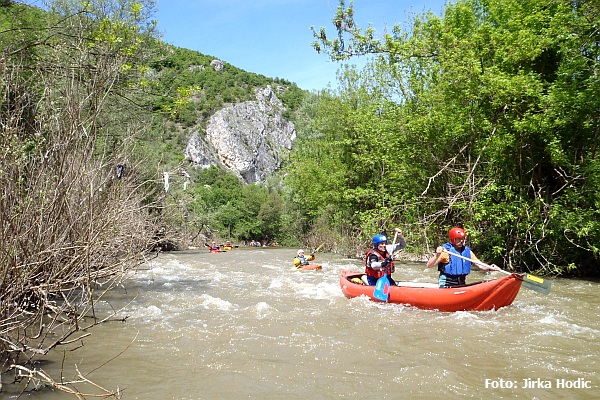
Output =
[{"x1": 3, "y1": 248, "x2": 598, "y2": 399}]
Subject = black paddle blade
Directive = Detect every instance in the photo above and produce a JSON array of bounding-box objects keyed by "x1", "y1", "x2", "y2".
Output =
[{"x1": 519, "y1": 273, "x2": 552, "y2": 295}]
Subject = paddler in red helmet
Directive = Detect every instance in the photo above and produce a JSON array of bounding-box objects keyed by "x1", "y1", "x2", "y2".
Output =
[{"x1": 426, "y1": 227, "x2": 499, "y2": 287}]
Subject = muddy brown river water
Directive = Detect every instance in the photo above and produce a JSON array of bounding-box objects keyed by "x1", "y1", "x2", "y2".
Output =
[{"x1": 3, "y1": 247, "x2": 599, "y2": 399}]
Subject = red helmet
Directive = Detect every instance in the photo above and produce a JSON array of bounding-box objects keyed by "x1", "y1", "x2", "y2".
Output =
[{"x1": 448, "y1": 227, "x2": 466, "y2": 241}]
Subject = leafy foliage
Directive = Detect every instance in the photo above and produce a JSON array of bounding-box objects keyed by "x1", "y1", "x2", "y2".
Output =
[
  {"x1": 147, "y1": 46, "x2": 305, "y2": 126},
  {"x1": 166, "y1": 166, "x2": 288, "y2": 246},
  {"x1": 295, "y1": 0, "x2": 600, "y2": 275}
]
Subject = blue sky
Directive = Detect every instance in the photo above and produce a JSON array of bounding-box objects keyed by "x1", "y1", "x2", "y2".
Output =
[
  {"x1": 20, "y1": 0, "x2": 448, "y2": 91},
  {"x1": 154, "y1": 0, "x2": 448, "y2": 91}
]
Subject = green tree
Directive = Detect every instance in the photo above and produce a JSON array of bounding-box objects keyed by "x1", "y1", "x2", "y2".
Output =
[{"x1": 305, "y1": 0, "x2": 600, "y2": 275}]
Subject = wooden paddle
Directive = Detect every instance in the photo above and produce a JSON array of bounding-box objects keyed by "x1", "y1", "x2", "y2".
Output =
[
  {"x1": 373, "y1": 232, "x2": 398, "y2": 301},
  {"x1": 449, "y1": 252, "x2": 551, "y2": 294}
]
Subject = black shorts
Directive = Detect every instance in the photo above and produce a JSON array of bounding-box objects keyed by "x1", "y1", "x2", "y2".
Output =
[{"x1": 438, "y1": 273, "x2": 466, "y2": 288}]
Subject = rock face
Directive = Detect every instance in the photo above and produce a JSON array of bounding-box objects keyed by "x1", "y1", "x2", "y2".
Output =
[
  {"x1": 210, "y1": 59, "x2": 224, "y2": 71},
  {"x1": 184, "y1": 86, "x2": 296, "y2": 184}
]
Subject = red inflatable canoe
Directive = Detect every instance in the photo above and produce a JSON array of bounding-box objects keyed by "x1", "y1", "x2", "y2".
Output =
[
  {"x1": 339, "y1": 270, "x2": 522, "y2": 312},
  {"x1": 291, "y1": 264, "x2": 323, "y2": 271}
]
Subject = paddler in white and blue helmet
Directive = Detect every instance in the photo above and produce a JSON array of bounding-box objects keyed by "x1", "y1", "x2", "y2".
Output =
[
  {"x1": 364, "y1": 228, "x2": 406, "y2": 286},
  {"x1": 293, "y1": 249, "x2": 315, "y2": 267}
]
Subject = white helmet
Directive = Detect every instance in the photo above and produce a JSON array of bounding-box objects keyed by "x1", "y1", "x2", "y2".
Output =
[{"x1": 297, "y1": 249, "x2": 305, "y2": 256}]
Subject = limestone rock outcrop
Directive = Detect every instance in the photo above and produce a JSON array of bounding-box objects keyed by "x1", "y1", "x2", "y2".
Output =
[
  {"x1": 210, "y1": 59, "x2": 224, "y2": 71},
  {"x1": 184, "y1": 86, "x2": 296, "y2": 184}
]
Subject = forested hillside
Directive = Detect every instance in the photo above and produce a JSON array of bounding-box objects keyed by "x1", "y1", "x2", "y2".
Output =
[
  {"x1": 142, "y1": 0, "x2": 599, "y2": 278},
  {"x1": 129, "y1": 45, "x2": 306, "y2": 250}
]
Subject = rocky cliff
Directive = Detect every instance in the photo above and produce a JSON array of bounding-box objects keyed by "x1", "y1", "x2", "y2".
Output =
[{"x1": 184, "y1": 86, "x2": 296, "y2": 184}]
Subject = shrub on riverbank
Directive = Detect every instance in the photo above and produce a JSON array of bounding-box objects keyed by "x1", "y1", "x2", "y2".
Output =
[{"x1": 0, "y1": 1, "x2": 162, "y2": 395}]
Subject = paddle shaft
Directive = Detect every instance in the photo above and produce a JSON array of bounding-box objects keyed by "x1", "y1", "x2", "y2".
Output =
[
  {"x1": 448, "y1": 252, "x2": 502, "y2": 273},
  {"x1": 447, "y1": 251, "x2": 551, "y2": 294},
  {"x1": 377, "y1": 231, "x2": 399, "y2": 275},
  {"x1": 312, "y1": 243, "x2": 325, "y2": 255},
  {"x1": 390, "y1": 231, "x2": 398, "y2": 252}
]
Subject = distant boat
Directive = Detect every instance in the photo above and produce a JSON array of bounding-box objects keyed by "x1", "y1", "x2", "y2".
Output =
[{"x1": 290, "y1": 264, "x2": 323, "y2": 271}]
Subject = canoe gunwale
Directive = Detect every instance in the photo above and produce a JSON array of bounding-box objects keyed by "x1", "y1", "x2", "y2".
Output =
[{"x1": 340, "y1": 270, "x2": 522, "y2": 312}]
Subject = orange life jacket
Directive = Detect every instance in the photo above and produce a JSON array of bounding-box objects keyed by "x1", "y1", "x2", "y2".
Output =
[{"x1": 364, "y1": 248, "x2": 395, "y2": 278}]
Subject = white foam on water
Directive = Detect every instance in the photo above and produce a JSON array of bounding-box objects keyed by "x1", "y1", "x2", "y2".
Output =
[
  {"x1": 136, "y1": 304, "x2": 163, "y2": 318},
  {"x1": 262, "y1": 263, "x2": 283, "y2": 270},
  {"x1": 134, "y1": 258, "x2": 202, "y2": 284},
  {"x1": 198, "y1": 293, "x2": 236, "y2": 311},
  {"x1": 267, "y1": 276, "x2": 285, "y2": 290},
  {"x1": 294, "y1": 279, "x2": 344, "y2": 300},
  {"x1": 252, "y1": 301, "x2": 273, "y2": 319},
  {"x1": 534, "y1": 314, "x2": 600, "y2": 339}
]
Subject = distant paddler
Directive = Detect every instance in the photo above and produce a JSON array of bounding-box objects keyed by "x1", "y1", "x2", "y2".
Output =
[
  {"x1": 291, "y1": 243, "x2": 325, "y2": 271},
  {"x1": 293, "y1": 249, "x2": 315, "y2": 268}
]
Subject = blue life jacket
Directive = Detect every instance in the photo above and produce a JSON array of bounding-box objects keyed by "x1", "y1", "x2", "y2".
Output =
[
  {"x1": 296, "y1": 255, "x2": 309, "y2": 265},
  {"x1": 441, "y1": 243, "x2": 472, "y2": 275}
]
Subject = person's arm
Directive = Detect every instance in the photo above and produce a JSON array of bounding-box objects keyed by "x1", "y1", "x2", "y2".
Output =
[
  {"x1": 387, "y1": 228, "x2": 406, "y2": 254},
  {"x1": 426, "y1": 246, "x2": 449, "y2": 269},
  {"x1": 470, "y1": 252, "x2": 500, "y2": 271},
  {"x1": 426, "y1": 254, "x2": 438, "y2": 269},
  {"x1": 367, "y1": 254, "x2": 384, "y2": 270},
  {"x1": 308, "y1": 253, "x2": 315, "y2": 261}
]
